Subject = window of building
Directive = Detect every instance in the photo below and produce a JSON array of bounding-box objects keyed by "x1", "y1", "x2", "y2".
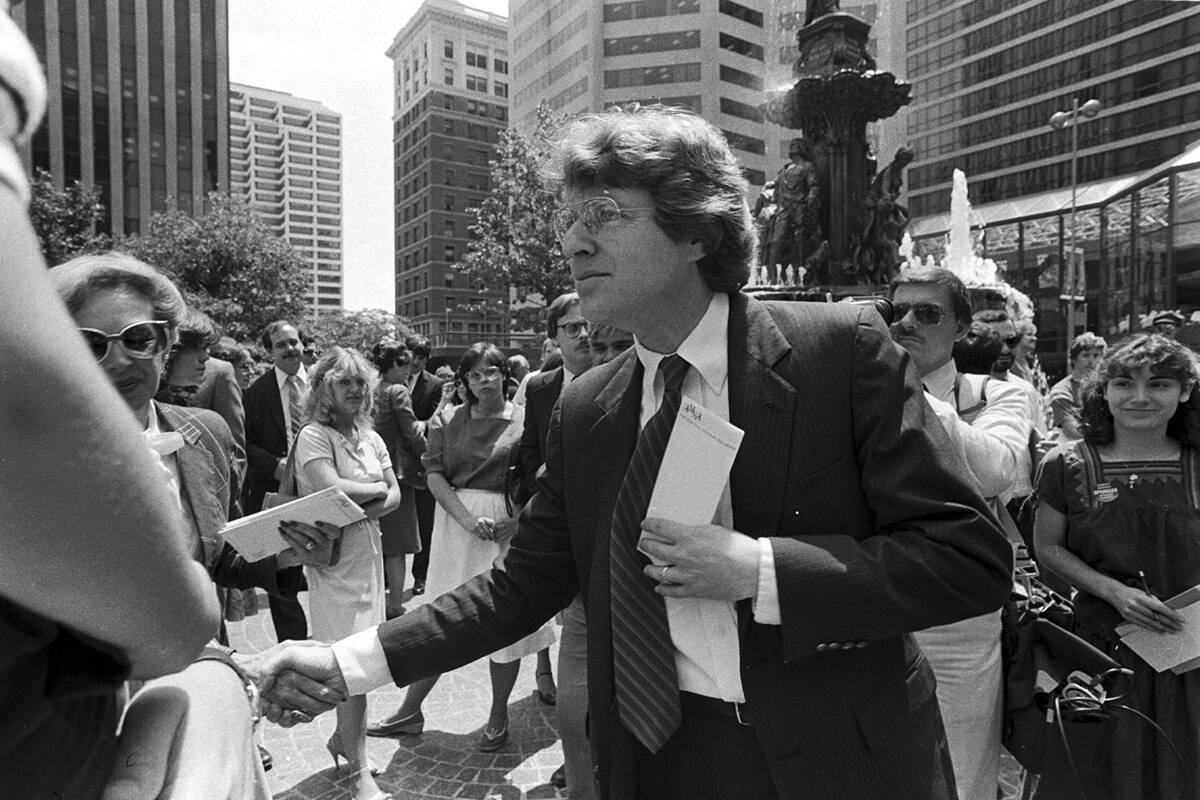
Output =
[
  {"x1": 466, "y1": 51, "x2": 488, "y2": 69},
  {"x1": 719, "y1": 64, "x2": 762, "y2": 91},
  {"x1": 720, "y1": 96, "x2": 763, "y2": 123},
  {"x1": 445, "y1": 169, "x2": 455, "y2": 185},
  {"x1": 604, "y1": 62, "x2": 701, "y2": 89},
  {"x1": 444, "y1": 68, "x2": 454, "y2": 86},
  {"x1": 444, "y1": 245, "x2": 456, "y2": 262},
  {"x1": 719, "y1": 32, "x2": 763, "y2": 61},
  {"x1": 494, "y1": 58, "x2": 508, "y2": 74},
  {"x1": 603, "y1": 0, "x2": 701, "y2": 22},
  {"x1": 722, "y1": 129, "x2": 764, "y2": 155},
  {"x1": 719, "y1": 0, "x2": 763, "y2": 26},
  {"x1": 445, "y1": 295, "x2": 456, "y2": 310},
  {"x1": 603, "y1": 30, "x2": 700, "y2": 57},
  {"x1": 444, "y1": 219, "x2": 456, "y2": 237},
  {"x1": 494, "y1": 81, "x2": 508, "y2": 98},
  {"x1": 444, "y1": 196, "x2": 455, "y2": 212},
  {"x1": 445, "y1": 274, "x2": 454, "y2": 287},
  {"x1": 465, "y1": 75, "x2": 488, "y2": 93},
  {"x1": 444, "y1": 39, "x2": 454, "y2": 58}
]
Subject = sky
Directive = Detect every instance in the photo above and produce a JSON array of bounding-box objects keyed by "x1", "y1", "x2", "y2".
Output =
[{"x1": 228, "y1": 0, "x2": 509, "y2": 312}]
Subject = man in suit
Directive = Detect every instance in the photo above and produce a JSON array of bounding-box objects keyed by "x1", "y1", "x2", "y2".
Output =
[
  {"x1": 402, "y1": 333, "x2": 443, "y2": 595},
  {"x1": 260, "y1": 106, "x2": 1012, "y2": 799},
  {"x1": 510, "y1": 290, "x2": 595, "y2": 795},
  {"x1": 242, "y1": 319, "x2": 310, "y2": 642},
  {"x1": 191, "y1": 354, "x2": 246, "y2": 475},
  {"x1": 513, "y1": 291, "x2": 592, "y2": 505}
]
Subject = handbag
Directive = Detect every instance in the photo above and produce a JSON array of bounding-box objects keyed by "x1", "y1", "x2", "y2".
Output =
[
  {"x1": 1001, "y1": 557, "x2": 1127, "y2": 775},
  {"x1": 262, "y1": 425, "x2": 307, "y2": 510},
  {"x1": 262, "y1": 424, "x2": 342, "y2": 566}
]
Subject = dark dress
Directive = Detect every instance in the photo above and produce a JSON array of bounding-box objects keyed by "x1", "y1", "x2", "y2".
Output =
[
  {"x1": 0, "y1": 602, "x2": 129, "y2": 800},
  {"x1": 1036, "y1": 440, "x2": 1200, "y2": 800}
]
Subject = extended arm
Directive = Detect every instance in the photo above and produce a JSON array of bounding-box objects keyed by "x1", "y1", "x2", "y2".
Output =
[{"x1": 925, "y1": 381, "x2": 1029, "y2": 498}]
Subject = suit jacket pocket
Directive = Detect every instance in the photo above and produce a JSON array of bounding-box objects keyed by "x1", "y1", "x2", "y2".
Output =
[{"x1": 784, "y1": 457, "x2": 858, "y2": 505}]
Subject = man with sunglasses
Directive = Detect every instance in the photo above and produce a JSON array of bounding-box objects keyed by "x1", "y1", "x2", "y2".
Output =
[
  {"x1": 889, "y1": 268, "x2": 1033, "y2": 798},
  {"x1": 259, "y1": 106, "x2": 1011, "y2": 800}
]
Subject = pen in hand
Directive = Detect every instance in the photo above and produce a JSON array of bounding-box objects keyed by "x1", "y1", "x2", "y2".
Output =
[{"x1": 1137, "y1": 570, "x2": 1184, "y2": 633}]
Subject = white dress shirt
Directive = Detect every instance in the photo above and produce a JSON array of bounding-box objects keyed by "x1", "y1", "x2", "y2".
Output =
[{"x1": 332, "y1": 293, "x2": 780, "y2": 698}]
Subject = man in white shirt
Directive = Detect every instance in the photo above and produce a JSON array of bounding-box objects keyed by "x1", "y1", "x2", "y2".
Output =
[
  {"x1": 258, "y1": 105, "x2": 1011, "y2": 800},
  {"x1": 889, "y1": 268, "x2": 1029, "y2": 799}
]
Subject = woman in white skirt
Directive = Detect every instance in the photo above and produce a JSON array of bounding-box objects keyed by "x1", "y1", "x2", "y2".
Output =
[{"x1": 367, "y1": 343, "x2": 555, "y2": 752}]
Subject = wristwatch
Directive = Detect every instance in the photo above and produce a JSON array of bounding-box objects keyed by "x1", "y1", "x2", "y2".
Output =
[{"x1": 195, "y1": 643, "x2": 261, "y2": 726}]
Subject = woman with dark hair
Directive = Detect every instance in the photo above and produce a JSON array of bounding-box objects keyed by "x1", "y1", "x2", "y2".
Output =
[
  {"x1": 1034, "y1": 333, "x2": 1200, "y2": 799},
  {"x1": 367, "y1": 343, "x2": 555, "y2": 751},
  {"x1": 370, "y1": 341, "x2": 427, "y2": 617},
  {"x1": 155, "y1": 306, "x2": 217, "y2": 405}
]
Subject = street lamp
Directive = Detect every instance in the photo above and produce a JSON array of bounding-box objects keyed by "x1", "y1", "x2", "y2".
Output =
[{"x1": 1049, "y1": 98, "x2": 1103, "y2": 341}]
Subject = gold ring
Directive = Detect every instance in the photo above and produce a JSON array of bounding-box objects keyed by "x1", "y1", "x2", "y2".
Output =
[
  {"x1": 304, "y1": 542, "x2": 315, "y2": 551},
  {"x1": 661, "y1": 565, "x2": 670, "y2": 582}
]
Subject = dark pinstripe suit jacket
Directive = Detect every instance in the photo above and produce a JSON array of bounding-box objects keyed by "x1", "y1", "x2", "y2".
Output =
[{"x1": 375, "y1": 293, "x2": 1013, "y2": 799}]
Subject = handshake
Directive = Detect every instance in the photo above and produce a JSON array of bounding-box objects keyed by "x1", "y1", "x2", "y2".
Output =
[{"x1": 239, "y1": 640, "x2": 350, "y2": 725}]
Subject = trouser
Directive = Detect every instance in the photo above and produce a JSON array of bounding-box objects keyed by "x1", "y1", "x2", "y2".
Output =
[
  {"x1": 633, "y1": 693, "x2": 779, "y2": 800},
  {"x1": 410, "y1": 486, "x2": 436, "y2": 583},
  {"x1": 267, "y1": 592, "x2": 307, "y2": 643},
  {"x1": 557, "y1": 596, "x2": 597, "y2": 800}
]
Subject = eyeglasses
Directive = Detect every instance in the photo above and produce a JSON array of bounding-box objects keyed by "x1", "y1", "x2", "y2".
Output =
[
  {"x1": 553, "y1": 196, "x2": 655, "y2": 240},
  {"x1": 892, "y1": 303, "x2": 946, "y2": 326},
  {"x1": 557, "y1": 321, "x2": 589, "y2": 339},
  {"x1": 1004, "y1": 336, "x2": 1022, "y2": 348},
  {"x1": 465, "y1": 365, "x2": 503, "y2": 383},
  {"x1": 78, "y1": 320, "x2": 169, "y2": 362}
]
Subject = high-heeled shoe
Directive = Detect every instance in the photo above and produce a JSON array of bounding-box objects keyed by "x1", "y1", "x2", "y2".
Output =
[
  {"x1": 325, "y1": 732, "x2": 382, "y2": 777},
  {"x1": 478, "y1": 722, "x2": 509, "y2": 753}
]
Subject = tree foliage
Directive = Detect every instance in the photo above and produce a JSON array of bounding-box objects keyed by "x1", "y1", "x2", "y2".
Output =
[
  {"x1": 123, "y1": 193, "x2": 310, "y2": 341},
  {"x1": 28, "y1": 169, "x2": 110, "y2": 266},
  {"x1": 306, "y1": 308, "x2": 411, "y2": 354},
  {"x1": 455, "y1": 103, "x2": 572, "y2": 334}
]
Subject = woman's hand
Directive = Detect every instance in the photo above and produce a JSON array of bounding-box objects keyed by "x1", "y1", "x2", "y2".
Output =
[
  {"x1": 276, "y1": 520, "x2": 341, "y2": 568},
  {"x1": 1107, "y1": 583, "x2": 1185, "y2": 634},
  {"x1": 466, "y1": 516, "x2": 497, "y2": 541},
  {"x1": 493, "y1": 518, "x2": 516, "y2": 541},
  {"x1": 439, "y1": 381, "x2": 456, "y2": 405}
]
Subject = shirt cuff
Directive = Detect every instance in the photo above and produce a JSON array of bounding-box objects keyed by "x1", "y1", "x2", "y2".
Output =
[
  {"x1": 331, "y1": 626, "x2": 392, "y2": 696},
  {"x1": 751, "y1": 538, "x2": 782, "y2": 625}
]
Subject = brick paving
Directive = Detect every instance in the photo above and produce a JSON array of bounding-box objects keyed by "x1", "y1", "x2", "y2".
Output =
[
  {"x1": 230, "y1": 590, "x2": 1031, "y2": 800},
  {"x1": 227, "y1": 591, "x2": 568, "y2": 800}
]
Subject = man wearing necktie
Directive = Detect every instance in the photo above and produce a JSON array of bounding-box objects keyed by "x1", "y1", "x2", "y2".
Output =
[
  {"x1": 243, "y1": 319, "x2": 310, "y2": 642},
  {"x1": 260, "y1": 107, "x2": 1013, "y2": 799}
]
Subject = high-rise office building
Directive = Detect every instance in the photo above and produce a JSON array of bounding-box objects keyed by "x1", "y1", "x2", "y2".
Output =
[
  {"x1": 903, "y1": 0, "x2": 1200, "y2": 218},
  {"x1": 509, "y1": 0, "x2": 776, "y2": 188},
  {"x1": 387, "y1": 0, "x2": 509, "y2": 352},
  {"x1": 11, "y1": 0, "x2": 229, "y2": 236},
  {"x1": 229, "y1": 83, "x2": 343, "y2": 316}
]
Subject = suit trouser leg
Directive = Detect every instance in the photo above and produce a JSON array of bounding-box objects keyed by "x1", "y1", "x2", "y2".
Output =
[
  {"x1": 633, "y1": 697, "x2": 779, "y2": 800},
  {"x1": 267, "y1": 592, "x2": 308, "y2": 643},
  {"x1": 410, "y1": 487, "x2": 436, "y2": 583},
  {"x1": 557, "y1": 596, "x2": 597, "y2": 800}
]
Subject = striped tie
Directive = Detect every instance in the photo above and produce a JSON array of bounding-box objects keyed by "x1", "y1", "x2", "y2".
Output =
[
  {"x1": 286, "y1": 374, "x2": 304, "y2": 440},
  {"x1": 609, "y1": 354, "x2": 690, "y2": 753}
]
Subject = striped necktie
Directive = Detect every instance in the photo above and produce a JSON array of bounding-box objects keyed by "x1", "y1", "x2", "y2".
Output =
[
  {"x1": 286, "y1": 374, "x2": 304, "y2": 439},
  {"x1": 609, "y1": 354, "x2": 690, "y2": 753}
]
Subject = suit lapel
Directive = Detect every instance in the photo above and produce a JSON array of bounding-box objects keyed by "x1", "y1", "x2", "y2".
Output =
[
  {"x1": 728, "y1": 294, "x2": 796, "y2": 539},
  {"x1": 261, "y1": 371, "x2": 286, "y2": 441},
  {"x1": 158, "y1": 405, "x2": 225, "y2": 569}
]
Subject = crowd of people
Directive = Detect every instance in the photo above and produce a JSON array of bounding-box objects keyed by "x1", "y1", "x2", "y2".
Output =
[{"x1": 5, "y1": 13, "x2": 1200, "y2": 800}]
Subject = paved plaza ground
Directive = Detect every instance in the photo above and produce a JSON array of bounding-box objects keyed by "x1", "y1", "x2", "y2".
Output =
[
  {"x1": 229, "y1": 590, "x2": 1029, "y2": 800},
  {"x1": 227, "y1": 591, "x2": 568, "y2": 800}
]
